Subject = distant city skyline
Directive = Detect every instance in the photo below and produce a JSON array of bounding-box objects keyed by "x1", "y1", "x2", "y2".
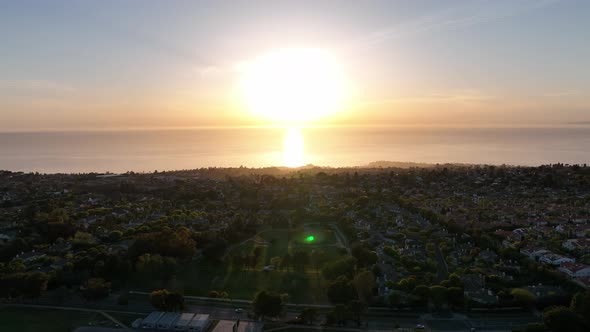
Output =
[{"x1": 1, "y1": 0, "x2": 589, "y2": 131}]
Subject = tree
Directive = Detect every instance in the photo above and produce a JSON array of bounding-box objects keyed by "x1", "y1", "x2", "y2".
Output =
[
  {"x1": 396, "y1": 277, "x2": 417, "y2": 292},
  {"x1": 310, "y1": 249, "x2": 330, "y2": 272},
  {"x1": 412, "y1": 285, "x2": 430, "y2": 305},
  {"x1": 81, "y1": 278, "x2": 111, "y2": 301},
  {"x1": 71, "y1": 231, "x2": 97, "y2": 248},
  {"x1": 299, "y1": 307, "x2": 317, "y2": 324},
  {"x1": 448, "y1": 273, "x2": 463, "y2": 287},
  {"x1": 429, "y1": 285, "x2": 448, "y2": 310},
  {"x1": 280, "y1": 253, "x2": 291, "y2": 271},
  {"x1": 570, "y1": 290, "x2": 590, "y2": 321},
  {"x1": 108, "y1": 230, "x2": 123, "y2": 242},
  {"x1": 136, "y1": 253, "x2": 177, "y2": 281},
  {"x1": 511, "y1": 288, "x2": 536, "y2": 309},
  {"x1": 327, "y1": 304, "x2": 347, "y2": 326},
  {"x1": 270, "y1": 256, "x2": 282, "y2": 269},
  {"x1": 0, "y1": 272, "x2": 49, "y2": 298},
  {"x1": 322, "y1": 257, "x2": 356, "y2": 280},
  {"x1": 327, "y1": 276, "x2": 357, "y2": 304},
  {"x1": 150, "y1": 289, "x2": 169, "y2": 310},
  {"x1": 252, "y1": 291, "x2": 283, "y2": 319},
  {"x1": 203, "y1": 238, "x2": 227, "y2": 262},
  {"x1": 150, "y1": 289, "x2": 185, "y2": 311},
  {"x1": 352, "y1": 270, "x2": 375, "y2": 302},
  {"x1": 129, "y1": 228, "x2": 197, "y2": 260},
  {"x1": 543, "y1": 306, "x2": 586, "y2": 332},
  {"x1": 347, "y1": 300, "x2": 367, "y2": 325},
  {"x1": 447, "y1": 287, "x2": 464, "y2": 308},
  {"x1": 351, "y1": 244, "x2": 378, "y2": 268},
  {"x1": 291, "y1": 250, "x2": 310, "y2": 271},
  {"x1": 388, "y1": 291, "x2": 403, "y2": 308}
]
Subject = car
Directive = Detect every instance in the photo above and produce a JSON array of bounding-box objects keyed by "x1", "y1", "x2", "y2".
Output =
[
  {"x1": 235, "y1": 308, "x2": 243, "y2": 313},
  {"x1": 415, "y1": 324, "x2": 425, "y2": 329}
]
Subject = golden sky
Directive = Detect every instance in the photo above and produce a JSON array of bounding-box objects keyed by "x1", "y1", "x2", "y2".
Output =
[{"x1": 1, "y1": 0, "x2": 589, "y2": 131}]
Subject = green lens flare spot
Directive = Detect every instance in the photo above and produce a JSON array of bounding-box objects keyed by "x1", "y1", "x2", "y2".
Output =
[{"x1": 306, "y1": 235, "x2": 315, "y2": 242}]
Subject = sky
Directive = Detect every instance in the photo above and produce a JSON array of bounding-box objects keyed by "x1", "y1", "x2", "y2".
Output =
[{"x1": 1, "y1": 0, "x2": 589, "y2": 131}]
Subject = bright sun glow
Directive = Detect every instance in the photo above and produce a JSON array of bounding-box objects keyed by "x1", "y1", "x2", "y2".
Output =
[
  {"x1": 283, "y1": 127, "x2": 305, "y2": 167},
  {"x1": 240, "y1": 48, "x2": 350, "y2": 124}
]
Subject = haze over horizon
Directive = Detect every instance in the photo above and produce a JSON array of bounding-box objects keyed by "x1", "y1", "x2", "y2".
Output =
[{"x1": 2, "y1": 0, "x2": 589, "y2": 131}]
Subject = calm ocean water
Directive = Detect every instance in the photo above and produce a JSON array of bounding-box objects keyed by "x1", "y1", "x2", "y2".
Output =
[{"x1": 1, "y1": 127, "x2": 589, "y2": 173}]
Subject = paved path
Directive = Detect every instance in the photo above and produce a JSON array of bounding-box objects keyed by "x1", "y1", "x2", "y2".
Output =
[
  {"x1": 434, "y1": 243, "x2": 450, "y2": 282},
  {"x1": 223, "y1": 228, "x2": 291, "y2": 259},
  {"x1": 329, "y1": 223, "x2": 352, "y2": 255}
]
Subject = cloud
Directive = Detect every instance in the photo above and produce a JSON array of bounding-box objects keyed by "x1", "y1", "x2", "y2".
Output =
[
  {"x1": 192, "y1": 61, "x2": 247, "y2": 79},
  {"x1": 347, "y1": 0, "x2": 559, "y2": 50},
  {"x1": 360, "y1": 89, "x2": 496, "y2": 106},
  {"x1": 0, "y1": 79, "x2": 75, "y2": 94},
  {"x1": 542, "y1": 91, "x2": 582, "y2": 98}
]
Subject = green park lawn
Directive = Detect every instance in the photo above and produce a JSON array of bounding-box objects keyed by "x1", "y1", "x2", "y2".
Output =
[
  {"x1": 167, "y1": 227, "x2": 345, "y2": 304},
  {"x1": 0, "y1": 307, "x2": 104, "y2": 332}
]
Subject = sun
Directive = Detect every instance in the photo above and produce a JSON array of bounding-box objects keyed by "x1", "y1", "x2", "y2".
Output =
[{"x1": 239, "y1": 48, "x2": 349, "y2": 124}]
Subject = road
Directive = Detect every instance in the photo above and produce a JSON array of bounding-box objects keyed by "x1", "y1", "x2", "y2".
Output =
[
  {"x1": 329, "y1": 222, "x2": 351, "y2": 255},
  {"x1": 1, "y1": 298, "x2": 540, "y2": 332},
  {"x1": 434, "y1": 242, "x2": 450, "y2": 282}
]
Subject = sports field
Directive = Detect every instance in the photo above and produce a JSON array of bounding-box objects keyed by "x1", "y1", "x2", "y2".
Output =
[{"x1": 171, "y1": 226, "x2": 347, "y2": 304}]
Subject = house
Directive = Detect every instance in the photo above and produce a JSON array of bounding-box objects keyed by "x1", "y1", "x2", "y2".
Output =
[
  {"x1": 15, "y1": 251, "x2": 47, "y2": 263},
  {"x1": 573, "y1": 224, "x2": 590, "y2": 238},
  {"x1": 187, "y1": 314, "x2": 210, "y2": 332},
  {"x1": 172, "y1": 313, "x2": 195, "y2": 331},
  {"x1": 559, "y1": 263, "x2": 590, "y2": 279},
  {"x1": 540, "y1": 253, "x2": 575, "y2": 266},
  {"x1": 142, "y1": 312, "x2": 165, "y2": 329},
  {"x1": 574, "y1": 277, "x2": 590, "y2": 289},
  {"x1": 0, "y1": 234, "x2": 13, "y2": 246},
  {"x1": 520, "y1": 247, "x2": 550, "y2": 261},
  {"x1": 478, "y1": 249, "x2": 499, "y2": 262},
  {"x1": 512, "y1": 228, "x2": 527, "y2": 240},
  {"x1": 563, "y1": 238, "x2": 590, "y2": 253},
  {"x1": 157, "y1": 312, "x2": 180, "y2": 330},
  {"x1": 494, "y1": 230, "x2": 521, "y2": 247}
]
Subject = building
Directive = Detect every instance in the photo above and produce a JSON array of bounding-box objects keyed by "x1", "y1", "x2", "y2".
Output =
[
  {"x1": 559, "y1": 263, "x2": 590, "y2": 278},
  {"x1": 520, "y1": 247, "x2": 550, "y2": 261},
  {"x1": 142, "y1": 312, "x2": 165, "y2": 329},
  {"x1": 540, "y1": 253, "x2": 575, "y2": 266},
  {"x1": 157, "y1": 312, "x2": 180, "y2": 330},
  {"x1": 563, "y1": 238, "x2": 590, "y2": 253},
  {"x1": 211, "y1": 320, "x2": 262, "y2": 332},
  {"x1": 0, "y1": 234, "x2": 12, "y2": 246},
  {"x1": 173, "y1": 313, "x2": 195, "y2": 331},
  {"x1": 188, "y1": 314, "x2": 210, "y2": 332}
]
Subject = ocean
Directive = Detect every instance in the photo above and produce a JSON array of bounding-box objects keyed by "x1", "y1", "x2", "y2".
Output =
[{"x1": 1, "y1": 127, "x2": 589, "y2": 173}]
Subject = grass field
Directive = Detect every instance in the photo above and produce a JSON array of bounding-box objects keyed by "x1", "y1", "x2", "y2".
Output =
[
  {"x1": 0, "y1": 307, "x2": 105, "y2": 332},
  {"x1": 129, "y1": 227, "x2": 348, "y2": 304},
  {"x1": 165, "y1": 227, "x2": 346, "y2": 304}
]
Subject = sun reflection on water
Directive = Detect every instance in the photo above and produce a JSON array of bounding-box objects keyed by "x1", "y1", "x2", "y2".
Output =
[{"x1": 283, "y1": 127, "x2": 305, "y2": 167}]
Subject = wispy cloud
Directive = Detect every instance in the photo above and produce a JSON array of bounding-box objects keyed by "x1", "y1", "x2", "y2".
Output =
[
  {"x1": 347, "y1": 0, "x2": 559, "y2": 50},
  {"x1": 0, "y1": 79, "x2": 75, "y2": 94},
  {"x1": 542, "y1": 90, "x2": 582, "y2": 98},
  {"x1": 359, "y1": 89, "x2": 496, "y2": 106}
]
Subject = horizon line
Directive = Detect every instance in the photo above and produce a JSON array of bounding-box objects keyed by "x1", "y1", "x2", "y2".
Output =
[{"x1": 1, "y1": 122, "x2": 590, "y2": 133}]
